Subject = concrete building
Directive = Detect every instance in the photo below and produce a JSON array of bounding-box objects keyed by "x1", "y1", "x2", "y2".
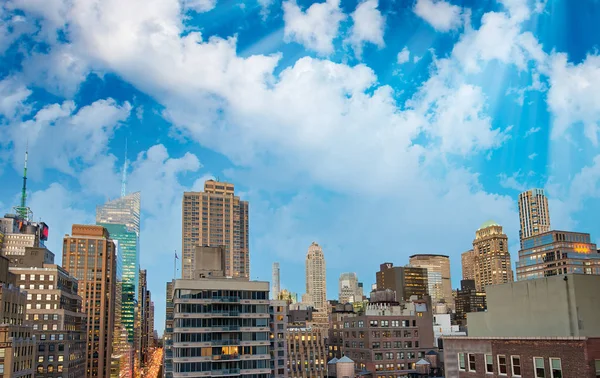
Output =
[
  {"x1": 12, "y1": 264, "x2": 87, "y2": 378},
  {"x1": 516, "y1": 230, "x2": 600, "y2": 280},
  {"x1": 162, "y1": 281, "x2": 174, "y2": 377},
  {"x1": 163, "y1": 244, "x2": 271, "y2": 378},
  {"x1": 0, "y1": 214, "x2": 53, "y2": 269},
  {"x1": 409, "y1": 254, "x2": 453, "y2": 310},
  {"x1": 518, "y1": 188, "x2": 551, "y2": 243},
  {"x1": 443, "y1": 336, "x2": 600, "y2": 377},
  {"x1": 272, "y1": 263, "x2": 281, "y2": 300},
  {"x1": 0, "y1": 325, "x2": 36, "y2": 378},
  {"x1": 375, "y1": 263, "x2": 428, "y2": 301},
  {"x1": 461, "y1": 250, "x2": 475, "y2": 281},
  {"x1": 328, "y1": 303, "x2": 356, "y2": 360},
  {"x1": 432, "y1": 313, "x2": 465, "y2": 349},
  {"x1": 340, "y1": 293, "x2": 437, "y2": 376},
  {"x1": 136, "y1": 268, "x2": 152, "y2": 368},
  {"x1": 472, "y1": 221, "x2": 513, "y2": 291},
  {"x1": 181, "y1": 180, "x2": 249, "y2": 279},
  {"x1": 269, "y1": 300, "x2": 288, "y2": 378},
  {"x1": 467, "y1": 274, "x2": 600, "y2": 338},
  {"x1": 286, "y1": 322, "x2": 328, "y2": 378},
  {"x1": 454, "y1": 280, "x2": 486, "y2": 328},
  {"x1": 338, "y1": 272, "x2": 361, "y2": 304},
  {"x1": 63, "y1": 225, "x2": 116, "y2": 378},
  {"x1": 306, "y1": 242, "x2": 327, "y2": 311}
]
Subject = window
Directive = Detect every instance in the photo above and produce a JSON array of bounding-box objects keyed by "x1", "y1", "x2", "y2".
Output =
[
  {"x1": 458, "y1": 353, "x2": 466, "y2": 371},
  {"x1": 468, "y1": 354, "x2": 476, "y2": 372},
  {"x1": 485, "y1": 354, "x2": 493, "y2": 373},
  {"x1": 498, "y1": 355, "x2": 507, "y2": 375},
  {"x1": 550, "y1": 358, "x2": 562, "y2": 378},
  {"x1": 511, "y1": 356, "x2": 521, "y2": 376}
]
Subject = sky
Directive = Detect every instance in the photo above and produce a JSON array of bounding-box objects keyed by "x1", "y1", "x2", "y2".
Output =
[{"x1": 1, "y1": 0, "x2": 600, "y2": 336}]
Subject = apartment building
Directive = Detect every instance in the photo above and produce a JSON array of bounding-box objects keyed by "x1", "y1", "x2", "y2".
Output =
[
  {"x1": 270, "y1": 300, "x2": 288, "y2": 378},
  {"x1": 286, "y1": 323, "x2": 327, "y2": 378}
]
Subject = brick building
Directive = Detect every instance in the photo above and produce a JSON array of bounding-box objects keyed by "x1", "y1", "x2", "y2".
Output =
[
  {"x1": 328, "y1": 303, "x2": 356, "y2": 360},
  {"x1": 443, "y1": 336, "x2": 600, "y2": 377}
]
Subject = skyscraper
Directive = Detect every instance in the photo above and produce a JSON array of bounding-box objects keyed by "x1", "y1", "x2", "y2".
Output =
[
  {"x1": 305, "y1": 242, "x2": 326, "y2": 310},
  {"x1": 409, "y1": 254, "x2": 453, "y2": 308},
  {"x1": 338, "y1": 272, "x2": 361, "y2": 303},
  {"x1": 518, "y1": 188, "x2": 551, "y2": 243},
  {"x1": 472, "y1": 221, "x2": 513, "y2": 291},
  {"x1": 96, "y1": 192, "x2": 141, "y2": 344},
  {"x1": 375, "y1": 263, "x2": 429, "y2": 301},
  {"x1": 181, "y1": 180, "x2": 249, "y2": 279},
  {"x1": 461, "y1": 249, "x2": 476, "y2": 280},
  {"x1": 272, "y1": 262, "x2": 281, "y2": 300},
  {"x1": 63, "y1": 224, "x2": 117, "y2": 378}
]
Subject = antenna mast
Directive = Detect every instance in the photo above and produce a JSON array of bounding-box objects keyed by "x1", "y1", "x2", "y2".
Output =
[
  {"x1": 14, "y1": 146, "x2": 31, "y2": 220},
  {"x1": 121, "y1": 139, "x2": 128, "y2": 197}
]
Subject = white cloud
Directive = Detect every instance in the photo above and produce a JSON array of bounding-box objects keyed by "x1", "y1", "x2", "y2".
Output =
[
  {"x1": 413, "y1": 0, "x2": 463, "y2": 32},
  {"x1": 282, "y1": 0, "x2": 345, "y2": 55},
  {"x1": 524, "y1": 126, "x2": 541, "y2": 137},
  {"x1": 0, "y1": 76, "x2": 32, "y2": 120},
  {"x1": 528, "y1": 153, "x2": 537, "y2": 160},
  {"x1": 346, "y1": 0, "x2": 385, "y2": 58},
  {"x1": 498, "y1": 171, "x2": 527, "y2": 191},
  {"x1": 397, "y1": 47, "x2": 410, "y2": 64},
  {"x1": 547, "y1": 53, "x2": 600, "y2": 145},
  {"x1": 181, "y1": 0, "x2": 217, "y2": 13}
]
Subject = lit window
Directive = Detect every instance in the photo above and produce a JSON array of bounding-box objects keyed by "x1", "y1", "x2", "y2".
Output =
[
  {"x1": 511, "y1": 356, "x2": 521, "y2": 376},
  {"x1": 458, "y1": 353, "x2": 466, "y2": 371},
  {"x1": 468, "y1": 354, "x2": 476, "y2": 371},
  {"x1": 550, "y1": 358, "x2": 562, "y2": 378},
  {"x1": 485, "y1": 354, "x2": 493, "y2": 374},
  {"x1": 498, "y1": 355, "x2": 507, "y2": 375}
]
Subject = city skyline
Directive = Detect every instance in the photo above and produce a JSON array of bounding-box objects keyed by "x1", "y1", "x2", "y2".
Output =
[{"x1": 2, "y1": 0, "x2": 600, "y2": 338}]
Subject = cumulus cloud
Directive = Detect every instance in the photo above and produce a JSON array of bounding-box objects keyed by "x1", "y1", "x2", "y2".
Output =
[
  {"x1": 413, "y1": 0, "x2": 463, "y2": 32},
  {"x1": 282, "y1": 0, "x2": 345, "y2": 55},
  {"x1": 181, "y1": 0, "x2": 217, "y2": 13},
  {"x1": 397, "y1": 47, "x2": 410, "y2": 64},
  {"x1": 346, "y1": 0, "x2": 386, "y2": 58}
]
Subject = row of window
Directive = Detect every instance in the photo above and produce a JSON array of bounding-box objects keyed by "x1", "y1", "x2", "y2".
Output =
[
  {"x1": 19, "y1": 274, "x2": 55, "y2": 281},
  {"x1": 458, "y1": 353, "x2": 563, "y2": 378},
  {"x1": 342, "y1": 320, "x2": 417, "y2": 328}
]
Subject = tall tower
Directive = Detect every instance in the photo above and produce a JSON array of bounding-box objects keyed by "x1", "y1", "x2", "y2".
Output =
[
  {"x1": 461, "y1": 249, "x2": 476, "y2": 280},
  {"x1": 409, "y1": 254, "x2": 453, "y2": 308},
  {"x1": 14, "y1": 148, "x2": 31, "y2": 220},
  {"x1": 181, "y1": 180, "x2": 249, "y2": 279},
  {"x1": 63, "y1": 225, "x2": 117, "y2": 378},
  {"x1": 305, "y1": 242, "x2": 326, "y2": 310},
  {"x1": 518, "y1": 189, "x2": 551, "y2": 243},
  {"x1": 272, "y1": 262, "x2": 281, "y2": 300},
  {"x1": 472, "y1": 221, "x2": 514, "y2": 291}
]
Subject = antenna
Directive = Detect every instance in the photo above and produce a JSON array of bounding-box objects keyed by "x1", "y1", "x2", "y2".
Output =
[
  {"x1": 14, "y1": 144, "x2": 31, "y2": 220},
  {"x1": 121, "y1": 138, "x2": 128, "y2": 197}
]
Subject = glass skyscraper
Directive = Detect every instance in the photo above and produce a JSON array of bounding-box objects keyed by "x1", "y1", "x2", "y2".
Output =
[{"x1": 97, "y1": 192, "x2": 141, "y2": 343}]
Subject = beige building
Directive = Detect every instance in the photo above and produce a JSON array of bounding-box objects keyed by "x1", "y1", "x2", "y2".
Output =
[
  {"x1": 409, "y1": 254, "x2": 453, "y2": 309},
  {"x1": 518, "y1": 188, "x2": 551, "y2": 243},
  {"x1": 0, "y1": 325, "x2": 36, "y2": 378},
  {"x1": 338, "y1": 272, "x2": 361, "y2": 304},
  {"x1": 305, "y1": 242, "x2": 326, "y2": 311},
  {"x1": 468, "y1": 274, "x2": 600, "y2": 338},
  {"x1": 461, "y1": 250, "x2": 475, "y2": 281},
  {"x1": 63, "y1": 225, "x2": 116, "y2": 378},
  {"x1": 472, "y1": 221, "x2": 513, "y2": 291},
  {"x1": 181, "y1": 180, "x2": 249, "y2": 279},
  {"x1": 287, "y1": 324, "x2": 327, "y2": 378}
]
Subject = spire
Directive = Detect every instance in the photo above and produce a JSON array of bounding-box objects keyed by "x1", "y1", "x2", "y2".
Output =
[
  {"x1": 15, "y1": 144, "x2": 30, "y2": 220},
  {"x1": 121, "y1": 139, "x2": 128, "y2": 197}
]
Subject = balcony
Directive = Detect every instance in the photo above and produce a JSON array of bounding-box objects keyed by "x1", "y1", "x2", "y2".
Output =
[
  {"x1": 212, "y1": 354, "x2": 240, "y2": 361},
  {"x1": 212, "y1": 296, "x2": 240, "y2": 303},
  {"x1": 210, "y1": 368, "x2": 240, "y2": 376},
  {"x1": 211, "y1": 340, "x2": 240, "y2": 346}
]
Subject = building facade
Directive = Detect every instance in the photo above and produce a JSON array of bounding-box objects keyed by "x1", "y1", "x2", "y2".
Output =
[
  {"x1": 272, "y1": 263, "x2": 280, "y2": 300},
  {"x1": 518, "y1": 188, "x2": 551, "y2": 243},
  {"x1": 516, "y1": 230, "x2": 600, "y2": 281},
  {"x1": 338, "y1": 272, "x2": 361, "y2": 304},
  {"x1": 305, "y1": 242, "x2": 326, "y2": 311},
  {"x1": 0, "y1": 325, "x2": 36, "y2": 378},
  {"x1": 269, "y1": 300, "x2": 288, "y2": 378},
  {"x1": 472, "y1": 222, "x2": 513, "y2": 291},
  {"x1": 181, "y1": 180, "x2": 249, "y2": 279},
  {"x1": 408, "y1": 254, "x2": 453, "y2": 309},
  {"x1": 454, "y1": 280, "x2": 486, "y2": 328},
  {"x1": 328, "y1": 303, "x2": 356, "y2": 360},
  {"x1": 12, "y1": 265, "x2": 87, "y2": 378},
  {"x1": 62, "y1": 225, "x2": 116, "y2": 378},
  {"x1": 375, "y1": 263, "x2": 428, "y2": 301},
  {"x1": 443, "y1": 336, "x2": 600, "y2": 378},
  {"x1": 461, "y1": 250, "x2": 475, "y2": 281},
  {"x1": 286, "y1": 324, "x2": 327, "y2": 378}
]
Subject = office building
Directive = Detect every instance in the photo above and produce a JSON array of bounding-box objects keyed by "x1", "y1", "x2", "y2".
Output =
[
  {"x1": 305, "y1": 242, "x2": 327, "y2": 311},
  {"x1": 516, "y1": 230, "x2": 600, "y2": 280},
  {"x1": 96, "y1": 192, "x2": 141, "y2": 345},
  {"x1": 181, "y1": 180, "x2": 249, "y2": 279},
  {"x1": 0, "y1": 213, "x2": 53, "y2": 268},
  {"x1": 63, "y1": 225, "x2": 116, "y2": 378},
  {"x1": 432, "y1": 313, "x2": 465, "y2": 348},
  {"x1": 272, "y1": 263, "x2": 280, "y2": 300},
  {"x1": 286, "y1": 320, "x2": 327, "y2": 378},
  {"x1": 409, "y1": 254, "x2": 453, "y2": 309},
  {"x1": 269, "y1": 300, "x2": 288, "y2": 378},
  {"x1": 162, "y1": 281, "x2": 174, "y2": 377},
  {"x1": 338, "y1": 272, "x2": 362, "y2": 304},
  {"x1": 454, "y1": 280, "x2": 486, "y2": 328},
  {"x1": 518, "y1": 188, "x2": 551, "y2": 243},
  {"x1": 136, "y1": 269, "x2": 152, "y2": 367},
  {"x1": 163, "y1": 244, "x2": 270, "y2": 378},
  {"x1": 461, "y1": 250, "x2": 475, "y2": 281},
  {"x1": 12, "y1": 264, "x2": 87, "y2": 378},
  {"x1": 340, "y1": 291, "x2": 437, "y2": 375},
  {"x1": 472, "y1": 221, "x2": 513, "y2": 291},
  {"x1": 444, "y1": 336, "x2": 600, "y2": 377},
  {"x1": 375, "y1": 263, "x2": 428, "y2": 301},
  {"x1": 328, "y1": 303, "x2": 356, "y2": 360}
]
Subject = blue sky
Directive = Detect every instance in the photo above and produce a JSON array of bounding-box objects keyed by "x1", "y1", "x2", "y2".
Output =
[{"x1": 1, "y1": 0, "x2": 600, "y2": 335}]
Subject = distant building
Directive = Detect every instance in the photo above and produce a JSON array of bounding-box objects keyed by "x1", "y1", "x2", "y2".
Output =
[
  {"x1": 270, "y1": 300, "x2": 288, "y2": 378},
  {"x1": 516, "y1": 230, "x2": 600, "y2": 280},
  {"x1": 432, "y1": 313, "x2": 465, "y2": 349},
  {"x1": 460, "y1": 250, "x2": 475, "y2": 281},
  {"x1": 328, "y1": 303, "x2": 356, "y2": 360},
  {"x1": 454, "y1": 280, "x2": 486, "y2": 328},
  {"x1": 518, "y1": 188, "x2": 551, "y2": 243},
  {"x1": 306, "y1": 242, "x2": 327, "y2": 311},
  {"x1": 472, "y1": 221, "x2": 513, "y2": 291},
  {"x1": 272, "y1": 263, "x2": 281, "y2": 300},
  {"x1": 409, "y1": 254, "x2": 453, "y2": 309},
  {"x1": 338, "y1": 272, "x2": 361, "y2": 304},
  {"x1": 375, "y1": 263, "x2": 428, "y2": 301}
]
